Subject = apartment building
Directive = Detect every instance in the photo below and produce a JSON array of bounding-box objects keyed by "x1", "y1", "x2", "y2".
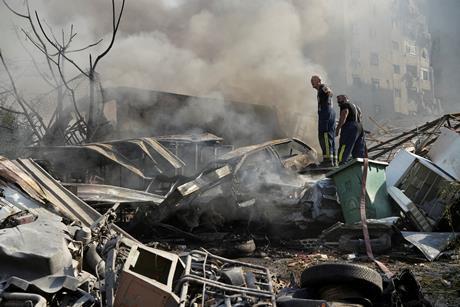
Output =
[
  {"x1": 301, "y1": 0, "x2": 442, "y2": 125},
  {"x1": 342, "y1": 0, "x2": 441, "y2": 117}
]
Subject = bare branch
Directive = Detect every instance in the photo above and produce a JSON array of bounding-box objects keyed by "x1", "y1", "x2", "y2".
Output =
[
  {"x1": 62, "y1": 25, "x2": 77, "y2": 49},
  {"x1": 22, "y1": 29, "x2": 59, "y2": 65},
  {"x1": 56, "y1": 51, "x2": 86, "y2": 124},
  {"x1": 34, "y1": 13, "x2": 60, "y2": 50},
  {"x1": 22, "y1": 1, "x2": 58, "y2": 81},
  {"x1": 6, "y1": 0, "x2": 61, "y2": 85},
  {"x1": 67, "y1": 38, "x2": 103, "y2": 54},
  {"x1": 66, "y1": 33, "x2": 78, "y2": 48},
  {"x1": 22, "y1": 29, "x2": 45, "y2": 53},
  {"x1": 44, "y1": 19, "x2": 61, "y2": 47},
  {"x1": 2, "y1": 0, "x2": 28, "y2": 18},
  {"x1": 0, "y1": 49, "x2": 45, "y2": 141},
  {"x1": 35, "y1": 10, "x2": 89, "y2": 78},
  {"x1": 15, "y1": 28, "x2": 56, "y2": 87},
  {"x1": 33, "y1": 73, "x2": 85, "y2": 100},
  {"x1": 92, "y1": 0, "x2": 125, "y2": 71}
]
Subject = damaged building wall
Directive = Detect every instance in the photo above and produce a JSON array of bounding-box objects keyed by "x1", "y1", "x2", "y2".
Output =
[
  {"x1": 103, "y1": 87, "x2": 286, "y2": 147},
  {"x1": 305, "y1": 0, "x2": 441, "y2": 122}
]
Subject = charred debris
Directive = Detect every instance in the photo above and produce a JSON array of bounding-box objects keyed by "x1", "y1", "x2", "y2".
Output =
[{"x1": 0, "y1": 94, "x2": 459, "y2": 306}]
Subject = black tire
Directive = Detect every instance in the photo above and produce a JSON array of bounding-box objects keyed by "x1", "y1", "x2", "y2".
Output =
[
  {"x1": 300, "y1": 263, "x2": 383, "y2": 298},
  {"x1": 338, "y1": 233, "x2": 392, "y2": 254}
]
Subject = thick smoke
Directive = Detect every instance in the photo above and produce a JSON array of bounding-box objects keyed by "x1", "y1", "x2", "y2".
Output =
[
  {"x1": 4, "y1": 1, "x2": 453, "y2": 147},
  {"x1": 0, "y1": 0, "x2": 332, "y2": 145},
  {"x1": 104, "y1": 0, "x2": 329, "y2": 115}
]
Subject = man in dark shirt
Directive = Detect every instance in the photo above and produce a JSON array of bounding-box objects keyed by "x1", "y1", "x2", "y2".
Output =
[
  {"x1": 310, "y1": 75, "x2": 336, "y2": 167},
  {"x1": 335, "y1": 95, "x2": 366, "y2": 165}
]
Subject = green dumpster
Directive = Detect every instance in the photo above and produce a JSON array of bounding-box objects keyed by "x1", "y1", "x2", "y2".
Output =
[{"x1": 327, "y1": 158, "x2": 393, "y2": 224}]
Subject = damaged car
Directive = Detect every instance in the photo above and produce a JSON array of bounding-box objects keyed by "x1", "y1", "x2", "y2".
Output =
[{"x1": 137, "y1": 138, "x2": 342, "y2": 239}]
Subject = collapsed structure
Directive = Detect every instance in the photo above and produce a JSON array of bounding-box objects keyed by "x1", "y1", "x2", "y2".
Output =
[{"x1": 0, "y1": 108, "x2": 458, "y2": 306}]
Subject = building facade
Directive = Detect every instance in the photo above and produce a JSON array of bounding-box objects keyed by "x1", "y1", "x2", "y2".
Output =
[{"x1": 310, "y1": 0, "x2": 442, "y2": 122}]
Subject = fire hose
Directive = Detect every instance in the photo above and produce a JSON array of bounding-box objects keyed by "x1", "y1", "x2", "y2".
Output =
[{"x1": 360, "y1": 157, "x2": 394, "y2": 279}]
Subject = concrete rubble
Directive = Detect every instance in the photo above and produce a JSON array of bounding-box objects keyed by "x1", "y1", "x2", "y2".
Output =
[{"x1": 0, "y1": 115, "x2": 459, "y2": 306}]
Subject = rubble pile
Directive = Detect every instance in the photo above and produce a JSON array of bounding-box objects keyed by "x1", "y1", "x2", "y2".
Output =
[{"x1": 0, "y1": 115, "x2": 459, "y2": 306}]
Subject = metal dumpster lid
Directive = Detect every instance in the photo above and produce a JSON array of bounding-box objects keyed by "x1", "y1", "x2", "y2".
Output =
[{"x1": 326, "y1": 158, "x2": 388, "y2": 177}]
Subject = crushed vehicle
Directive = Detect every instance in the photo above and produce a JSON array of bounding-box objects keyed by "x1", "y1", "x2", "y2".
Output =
[
  {"x1": 27, "y1": 134, "x2": 343, "y2": 241},
  {"x1": 137, "y1": 138, "x2": 343, "y2": 239}
]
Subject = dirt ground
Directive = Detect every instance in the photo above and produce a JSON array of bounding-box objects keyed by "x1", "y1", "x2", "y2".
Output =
[{"x1": 237, "y1": 247, "x2": 460, "y2": 306}]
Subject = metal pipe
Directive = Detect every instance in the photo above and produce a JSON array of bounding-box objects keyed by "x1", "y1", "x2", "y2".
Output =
[
  {"x1": 177, "y1": 275, "x2": 274, "y2": 298},
  {"x1": 179, "y1": 253, "x2": 193, "y2": 307},
  {"x1": 189, "y1": 250, "x2": 271, "y2": 271}
]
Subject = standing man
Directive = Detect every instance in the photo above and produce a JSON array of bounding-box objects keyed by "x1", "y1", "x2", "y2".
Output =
[
  {"x1": 335, "y1": 95, "x2": 366, "y2": 165},
  {"x1": 310, "y1": 75, "x2": 336, "y2": 167}
]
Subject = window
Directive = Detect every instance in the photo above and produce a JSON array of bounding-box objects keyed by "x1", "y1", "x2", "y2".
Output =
[
  {"x1": 351, "y1": 60, "x2": 361, "y2": 69},
  {"x1": 395, "y1": 88, "x2": 402, "y2": 98},
  {"x1": 392, "y1": 41, "x2": 399, "y2": 51},
  {"x1": 351, "y1": 48, "x2": 360, "y2": 60},
  {"x1": 406, "y1": 65, "x2": 417, "y2": 77},
  {"x1": 243, "y1": 149, "x2": 277, "y2": 169},
  {"x1": 393, "y1": 64, "x2": 400, "y2": 74},
  {"x1": 350, "y1": 48, "x2": 361, "y2": 69},
  {"x1": 370, "y1": 52, "x2": 379, "y2": 66},
  {"x1": 421, "y1": 69, "x2": 429, "y2": 81},
  {"x1": 352, "y1": 74, "x2": 362, "y2": 87},
  {"x1": 273, "y1": 141, "x2": 307, "y2": 159},
  {"x1": 238, "y1": 149, "x2": 279, "y2": 185},
  {"x1": 371, "y1": 78, "x2": 380, "y2": 90},
  {"x1": 405, "y1": 40, "x2": 417, "y2": 56},
  {"x1": 421, "y1": 49, "x2": 428, "y2": 59}
]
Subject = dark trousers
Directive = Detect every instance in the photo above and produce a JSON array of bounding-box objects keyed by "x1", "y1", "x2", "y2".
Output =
[
  {"x1": 318, "y1": 108, "x2": 336, "y2": 164},
  {"x1": 352, "y1": 128, "x2": 366, "y2": 159},
  {"x1": 338, "y1": 122, "x2": 361, "y2": 165}
]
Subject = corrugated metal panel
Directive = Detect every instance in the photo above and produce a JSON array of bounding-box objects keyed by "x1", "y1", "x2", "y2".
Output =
[
  {"x1": 15, "y1": 159, "x2": 101, "y2": 226},
  {"x1": 65, "y1": 183, "x2": 165, "y2": 204},
  {"x1": 0, "y1": 156, "x2": 46, "y2": 203},
  {"x1": 141, "y1": 137, "x2": 185, "y2": 169},
  {"x1": 155, "y1": 133, "x2": 224, "y2": 143},
  {"x1": 83, "y1": 143, "x2": 149, "y2": 179},
  {"x1": 97, "y1": 137, "x2": 185, "y2": 170}
]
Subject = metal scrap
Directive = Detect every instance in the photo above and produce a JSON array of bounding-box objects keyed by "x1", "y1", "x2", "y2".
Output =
[
  {"x1": 427, "y1": 127, "x2": 460, "y2": 181},
  {"x1": 401, "y1": 231, "x2": 460, "y2": 261},
  {"x1": 368, "y1": 113, "x2": 460, "y2": 161},
  {"x1": 65, "y1": 183, "x2": 165, "y2": 204}
]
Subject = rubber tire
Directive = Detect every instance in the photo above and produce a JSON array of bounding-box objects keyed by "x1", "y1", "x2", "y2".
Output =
[
  {"x1": 338, "y1": 233, "x2": 392, "y2": 254},
  {"x1": 300, "y1": 263, "x2": 383, "y2": 298}
]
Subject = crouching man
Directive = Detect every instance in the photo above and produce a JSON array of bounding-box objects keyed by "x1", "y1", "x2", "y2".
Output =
[{"x1": 335, "y1": 95, "x2": 366, "y2": 165}]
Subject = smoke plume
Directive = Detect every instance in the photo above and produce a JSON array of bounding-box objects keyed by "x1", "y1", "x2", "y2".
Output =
[{"x1": 0, "y1": 1, "x2": 331, "y2": 129}]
